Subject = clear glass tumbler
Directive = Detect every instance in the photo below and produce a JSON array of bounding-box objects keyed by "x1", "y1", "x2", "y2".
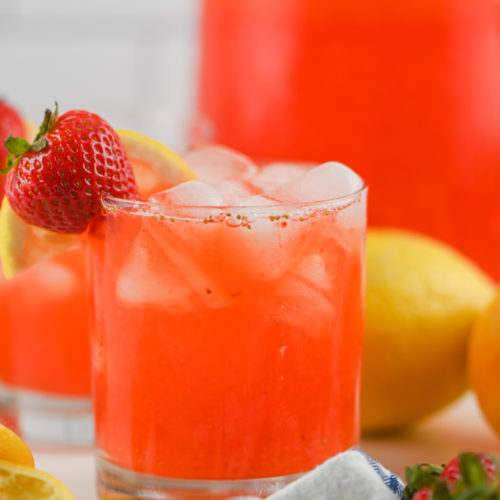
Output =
[
  {"x1": 88, "y1": 178, "x2": 366, "y2": 499},
  {"x1": 0, "y1": 243, "x2": 93, "y2": 446}
]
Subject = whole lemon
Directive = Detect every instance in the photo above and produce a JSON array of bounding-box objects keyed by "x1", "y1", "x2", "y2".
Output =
[
  {"x1": 0, "y1": 423, "x2": 34, "y2": 467},
  {"x1": 362, "y1": 229, "x2": 495, "y2": 432},
  {"x1": 468, "y1": 288, "x2": 500, "y2": 436}
]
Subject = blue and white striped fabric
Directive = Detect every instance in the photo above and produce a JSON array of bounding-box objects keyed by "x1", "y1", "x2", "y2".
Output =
[
  {"x1": 232, "y1": 450, "x2": 405, "y2": 500},
  {"x1": 358, "y1": 450, "x2": 405, "y2": 498}
]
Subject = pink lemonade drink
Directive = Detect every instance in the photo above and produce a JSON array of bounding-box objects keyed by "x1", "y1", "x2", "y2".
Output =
[
  {"x1": 0, "y1": 244, "x2": 93, "y2": 446},
  {"x1": 89, "y1": 150, "x2": 366, "y2": 499}
]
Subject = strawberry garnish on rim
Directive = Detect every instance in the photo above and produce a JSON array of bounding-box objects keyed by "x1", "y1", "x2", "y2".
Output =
[{"x1": 2, "y1": 103, "x2": 139, "y2": 234}]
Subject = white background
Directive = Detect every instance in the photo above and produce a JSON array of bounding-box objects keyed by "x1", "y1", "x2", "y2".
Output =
[{"x1": 0, "y1": 0, "x2": 201, "y2": 146}]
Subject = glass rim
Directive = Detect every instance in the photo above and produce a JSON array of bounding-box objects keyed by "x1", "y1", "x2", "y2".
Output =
[{"x1": 101, "y1": 183, "x2": 367, "y2": 217}]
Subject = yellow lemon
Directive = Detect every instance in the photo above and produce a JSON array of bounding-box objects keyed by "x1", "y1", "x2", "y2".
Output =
[
  {"x1": 116, "y1": 129, "x2": 196, "y2": 199},
  {"x1": 0, "y1": 197, "x2": 80, "y2": 278},
  {"x1": 0, "y1": 458, "x2": 74, "y2": 499},
  {"x1": 362, "y1": 229, "x2": 495, "y2": 432},
  {"x1": 0, "y1": 129, "x2": 195, "y2": 278},
  {"x1": 468, "y1": 287, "x2": 500, "y2": 436},
  {"x1": 0, "y1": 423, "x2": 34, "y2": 468}
]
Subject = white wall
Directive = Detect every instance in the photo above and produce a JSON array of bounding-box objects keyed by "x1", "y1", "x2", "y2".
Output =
[{"x1": 0, "y1": 0, "x2": 201, "y2": 148}]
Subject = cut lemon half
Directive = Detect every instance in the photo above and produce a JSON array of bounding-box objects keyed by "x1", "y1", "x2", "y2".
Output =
[
  {"x1": 0, "y1": 458, "x2": 75, "y2": 499},
  {"x1": 116, "y1": 129, "x2": 196, "y2": 199},
  {"x1": 0, "y1": 197, "x2": 79, "y2": 279},
  {"x1": 0, "y1": 130, "x2": 196, "y2": 278},
  {"x1": 0, "y1": 423, "x2": 34, "y2": 468}
]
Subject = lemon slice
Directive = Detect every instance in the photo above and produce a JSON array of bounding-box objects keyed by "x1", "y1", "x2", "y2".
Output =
[
  {"x1": 0, "y1": 458, "x2": 75, "y2": 499},
  {"x1": 0, "y1": 197, "x2": 80, "y2": 279},
  {"x1": 0, "y1": 130, "x2": 196, "y2": 278},
  {"x1": 116, "y1": 129, "x2": 196, "y2": 199},
  {"x1": 0, "y1": 423, "x2": 34, "y2": 468}
]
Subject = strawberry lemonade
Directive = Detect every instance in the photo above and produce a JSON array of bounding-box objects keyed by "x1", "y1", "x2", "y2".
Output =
[
  {"x1": 88, "y1": 148, "x2": 367, "y2": 499},
  {"x1": 0, "y1": 242, "x2": 91, "y2": 445}
]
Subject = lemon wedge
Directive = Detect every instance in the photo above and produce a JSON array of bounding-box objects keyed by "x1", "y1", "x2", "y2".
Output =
[
  {"x1": 116, "y1": 129, "x2": 196, "y2": 199},
  {"x1": 0, "y1": 423, "x2": 34, "y2": 468},
  {"x1": 0, "y1": 458, "x2": 75, "y2": 499},
  {"x1": 0, "y1": 129, "x2": 195, "y2": 278},
  {"x1": 0, "y1": 197, "x2": 79, "y2": 279}
]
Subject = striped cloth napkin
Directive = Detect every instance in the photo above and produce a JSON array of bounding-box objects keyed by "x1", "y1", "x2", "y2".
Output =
[{"x1": 232, "y1": 450, "x2": 405, "y2": 500}]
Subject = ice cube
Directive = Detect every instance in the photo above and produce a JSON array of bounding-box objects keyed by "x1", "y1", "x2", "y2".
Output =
[
  {"x1": 150, "y1": 180, "x2": 225, "y2": 207},
  {"x1": 142, "y1": 219, "x2": 234, "y2": 309},
  {"x1": 217, "y1": 201, "x2": 309, "y2": 283},
  {"x1": 149, "y1": 180, "x2": 227, "y2": 220},
  {"x1": 335, "y1": 189, "x2": 367, "y2": 229},
  {"x1": 290, "y1": 254, "x2": 332, "y2": 294},
  {"x1": 234, "y1": 195, "x2": 279, "y2": 207},
  {"x1": 256, "y1": 264, "x2": 336, "y2": 340},
  {"x1": 277, "y1": 162, "x2": 364, "y2": 204},
  {"x1": 251, "y1": 162, "x2": 310, "y2": 193},
  {"x1": 117, "y1": 230, "x2": 195, "y2": 312},
  {"x1": 182, "y1": 145, "x2": 258, "y2": 183},
  {"x1": 213, "y1": 179, "x2": 260, "y2": 205}
]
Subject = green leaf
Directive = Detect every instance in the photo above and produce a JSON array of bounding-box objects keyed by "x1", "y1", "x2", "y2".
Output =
[
  {"x1": 4, "y1": 136, "x2": 31, "y2": 157},
  {"x1": 433, "y1": 480, "x2": 453, "y2": 500},
  {"x1": 461, "y1": 454, "x2": 488, "y2": 488},
  {"x1": 0, "y1": 154, "x2": 15, "y2": 174},
  {"x1": 1, "y1": 102, "x2": 58, "y2": 175},
  {"x1": 455, "y1": 484, "x2": 500, "y2": 500},
  {"x1": 404, "y1": 463, "x2": 444, "y2": 499}
]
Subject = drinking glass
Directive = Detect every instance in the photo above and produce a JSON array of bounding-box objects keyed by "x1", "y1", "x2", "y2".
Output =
[
  {"x1": 0, "y1": 243, "x2": 93, "y2": 446},
  {"x1": 88, "y1": 170, "x2": 366, "y2": 499}
]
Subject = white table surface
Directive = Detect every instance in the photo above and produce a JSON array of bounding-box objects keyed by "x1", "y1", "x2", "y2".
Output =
[{"x1": 32, "y1": 392, "x2": 500, "y2": 500}]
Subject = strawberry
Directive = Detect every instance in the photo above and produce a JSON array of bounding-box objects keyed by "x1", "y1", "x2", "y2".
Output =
[
  {"x1": 2, "y1": 104, "x2": 139, "y2": 234},
  {"x1": 0, "y1": 101, "x2": 25, "y2": 196},
  {"x1": 412, "y1": 486, "x2": 431, "y2": 500},
  {"x1": 404, "y1": 452, "x2": 500, "y2": 500}
]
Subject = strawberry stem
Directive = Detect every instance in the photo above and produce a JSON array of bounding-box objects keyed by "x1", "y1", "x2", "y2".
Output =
[
  {"x1": 1, "y1": 102, "x2": 58, "y2": 174},
  {"x1": 34, "y1": 103, "x2": 58, "y2": 142}
]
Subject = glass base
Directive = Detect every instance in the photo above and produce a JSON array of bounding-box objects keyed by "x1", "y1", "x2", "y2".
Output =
[
  {"x1": 97, "y1": 457, "x2": 302, "y2": 499},
  {"x1": 1, "y1": 386, "x2": 94, "y2": 447}
]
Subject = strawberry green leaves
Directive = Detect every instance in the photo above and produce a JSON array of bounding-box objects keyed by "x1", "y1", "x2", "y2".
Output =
[
  {"x1": 1, "y1": 104, "x2": 59, "y2": 174},
  {"x1": 404, "y1": 453, "x2": 500, "y2": 500}
]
